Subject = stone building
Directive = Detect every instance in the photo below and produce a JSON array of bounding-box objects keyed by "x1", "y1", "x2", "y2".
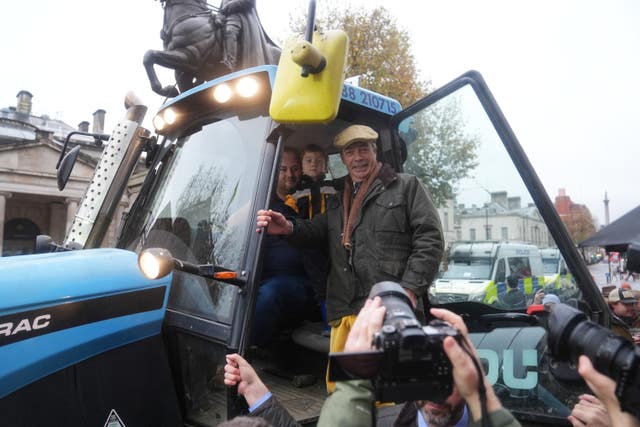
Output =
[
  {"x1": 437, "y1": 191, "x2": 552, "y2": 249},
  {"x1": 0, "y1": 91, "x2": 141, "y2": 256}
]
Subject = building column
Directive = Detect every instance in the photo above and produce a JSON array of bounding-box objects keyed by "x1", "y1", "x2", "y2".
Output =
[
  {"x1": 65, "y1": 198, "x2": 79, "y2": 235},
  {"x1": 0, "y1": 192, "x2": 13, "y2": 256},
  {"x1": 49, "y1": 202, "x2": 67, "y2": 242}
]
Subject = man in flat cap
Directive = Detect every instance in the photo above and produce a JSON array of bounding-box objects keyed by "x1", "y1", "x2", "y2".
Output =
[
  {"x1": 256, "y1": 124, "x2": 443, "y2": 389},
  {"x1": 607, "y1": 287, "x2": 638, "y2": 342}
]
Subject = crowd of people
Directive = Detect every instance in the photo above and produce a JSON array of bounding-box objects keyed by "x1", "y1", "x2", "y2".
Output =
[{"x1": 231, "y1": 123, "x2": 639, "y2": 427}]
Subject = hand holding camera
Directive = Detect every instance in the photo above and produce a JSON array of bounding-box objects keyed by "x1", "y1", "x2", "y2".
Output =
[
  {"x1": 329, "y1": 281, "x2": 506, "y2": 424},
  {"x1": 545, "y1": 303, "x2": 640, "y2": 425}
]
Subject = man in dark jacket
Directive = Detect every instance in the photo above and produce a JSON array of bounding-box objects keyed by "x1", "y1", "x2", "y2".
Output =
[
  {"x1": 251, "y1": 147, "x2": 315, "y2": 346},
  {"x1": 499, "y1": 275, "x2": 527, "y2": 309},
  {"x1": 256, "y1": 125, "x2": 444, "y2": 374}
]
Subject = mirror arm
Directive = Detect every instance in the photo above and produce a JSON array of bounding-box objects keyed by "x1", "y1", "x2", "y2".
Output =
[
  {"x1": 172, "y1": 257, "x2": 246, "y2": 287},
  {"x1": 56, "y1": 131, "x2": 111, "y2": 169}
]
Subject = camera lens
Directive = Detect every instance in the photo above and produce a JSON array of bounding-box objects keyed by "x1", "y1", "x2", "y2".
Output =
[
  {"x1": 547, "y1": 303, "x2": 640, "y2": 418},
  {"x1": 369, "y1": 281, "x2": 414, "y2": 317},
  {"x1": 547, "y1": 303, "x2": 632, "y2": 375}
]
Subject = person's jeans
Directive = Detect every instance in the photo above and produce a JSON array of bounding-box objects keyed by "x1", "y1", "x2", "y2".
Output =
[{"x1": 251, "y1": 275, "x2": 314, "y2": 346}]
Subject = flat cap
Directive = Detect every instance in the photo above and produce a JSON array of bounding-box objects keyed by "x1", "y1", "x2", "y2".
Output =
[
  {"x1": 608, "y1": 287, "x2": 637, "y2": 304},
  {"x1": 333, "y1": 124, "x2": 378, "y2": 150}
]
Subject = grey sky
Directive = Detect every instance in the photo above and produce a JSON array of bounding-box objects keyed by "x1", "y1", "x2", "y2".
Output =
[{"x1": 1, "y1": 0, "x2": 637, "y2": 224}]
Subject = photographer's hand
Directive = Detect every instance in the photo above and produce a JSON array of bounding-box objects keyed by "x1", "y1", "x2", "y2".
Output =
[
  {"x1": 578, "y1": 355, "x2": 640, "y2": 427},
  {"x1": 568, "y1": 394, "x2": 611, "y2": 427},
  {"x1": 344, "y1": 297, "x2": 386, "y2": 352},
  {"x1": 224, "y1": 353, "x2": 270, "y2": 407},
  {"x1": 431, "y1": 308, "x2": 503, "y2": 422}
]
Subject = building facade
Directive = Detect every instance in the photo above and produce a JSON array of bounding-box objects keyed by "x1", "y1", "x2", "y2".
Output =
[
  {"x1": 0, "y1": 91, "x2": 141, "y2": 256},
  {"x1": 437, "y1": 191, "x2": 552, "y2": 250}
]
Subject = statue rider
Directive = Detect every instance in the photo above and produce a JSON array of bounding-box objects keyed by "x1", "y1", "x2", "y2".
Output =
[
  {"x1": 215, "y1": 0, "x2": 279, "y2": 71},
  {"x1": 216, "y1": 0, "x2": 250, "y2": 70}
]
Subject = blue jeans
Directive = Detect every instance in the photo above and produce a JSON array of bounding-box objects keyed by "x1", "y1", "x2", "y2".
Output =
[{"x1": 251, "y1": 275, "x2": 314, "y2": 346}]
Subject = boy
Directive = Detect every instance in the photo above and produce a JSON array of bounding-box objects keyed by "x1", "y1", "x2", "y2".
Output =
[
  {"x1": 287, "y1": 144, "x2": 336, "y2": 335},
  {"x1": 288, "y1": 144, "x2": 336, "y2": 218}
]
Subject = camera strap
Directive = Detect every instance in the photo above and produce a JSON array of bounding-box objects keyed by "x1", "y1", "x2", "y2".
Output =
[{"x1": 459, "y1": 338, "x2": 491, "y2": 427}]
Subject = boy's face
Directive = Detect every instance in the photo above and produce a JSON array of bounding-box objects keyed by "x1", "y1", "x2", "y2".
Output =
[{"x1": 302, "y1": 150, "x2": 326, "y2": 180}]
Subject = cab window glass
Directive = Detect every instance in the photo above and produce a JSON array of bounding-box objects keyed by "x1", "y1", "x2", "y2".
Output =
[
  {"x1": 124, "y1": 116, "x2": 268, "y2": 324},
  {"x1": 398, "y1": 82, "x2": 586, "y2": 421}
]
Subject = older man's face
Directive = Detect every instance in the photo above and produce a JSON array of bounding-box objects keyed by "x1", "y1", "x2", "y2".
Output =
[
  {"x1": 340, "y1": 141, "x2": 377, "y2": 182},
  {"x1": 418, "y1": 388, "x2": 465, "y2": 427}
]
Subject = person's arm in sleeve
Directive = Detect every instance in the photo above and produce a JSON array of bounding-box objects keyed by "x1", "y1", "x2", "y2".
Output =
[
  {"x1": 224, "y1": 353, "x2": 301, "y2": 427},
  {"x1": 287, "y1": 210, "x2": 328, "y2": 248},
  {"x1": 401, "y1": 176, "x2": 444, "y2": 297},
  {"x1": 256, "y1": 209, "x2": 327, "y2": 248},
  {"x1": 317, "y1": 297, "x2": 386, "y2": 427}
]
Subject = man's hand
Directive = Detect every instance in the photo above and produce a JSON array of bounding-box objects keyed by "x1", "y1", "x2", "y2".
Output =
[
  {"x1": 224, "y1": 353, "x2": 269, "y2": 407},
  {"x1": 577, "y1": 355, "x2": 640, "y2": 427},
  {"x1": 568, "y1": 394, "x2": 611, "y2": 427},
  {"x1": 256, "y1": 209, "x2": 292, "y2": 235},
  {"x1": 431, "y1": 308, "x2": 502, "y2": 422},
  {"x1": 343, "y1": 297, "x2": 386, "y2": 352},
  {"x1": 533, "y1": 289, "x2": 545, "y2": 305}
]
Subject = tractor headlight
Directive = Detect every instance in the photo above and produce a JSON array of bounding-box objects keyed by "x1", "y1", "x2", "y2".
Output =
[{"x1": 138, "y1": 248, "x2": 174, "y2": 280}]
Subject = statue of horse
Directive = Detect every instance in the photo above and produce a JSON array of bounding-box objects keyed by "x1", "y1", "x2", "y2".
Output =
[{"x1": 144, "y1": 0, "x2": 280, "y2": 98}]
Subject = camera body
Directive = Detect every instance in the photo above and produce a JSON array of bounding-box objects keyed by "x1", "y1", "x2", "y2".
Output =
[
  {"x1": 329, "y1": 281, "x2": 460, "y2": 403},
  {"x1": 546, "y1": 303, "x2": 640, "y2": 418}
]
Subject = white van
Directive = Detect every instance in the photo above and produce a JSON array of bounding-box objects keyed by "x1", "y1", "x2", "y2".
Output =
[
  {"x1": 540, "y1": 248, "x2": 572, "y2": 290},
  {"x1": 430, "y1": 241, "x2": 545, "y2": 304}
]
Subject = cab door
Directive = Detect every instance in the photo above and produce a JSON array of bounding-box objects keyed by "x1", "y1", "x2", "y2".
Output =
[{"x1": 389, "y1": 70, "x2": 610, "y2": 423}]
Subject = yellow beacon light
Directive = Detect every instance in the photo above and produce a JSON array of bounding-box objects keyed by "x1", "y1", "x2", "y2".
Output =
[{"x1": 269, "y1": 29, "x2": 348, "y2": 124}]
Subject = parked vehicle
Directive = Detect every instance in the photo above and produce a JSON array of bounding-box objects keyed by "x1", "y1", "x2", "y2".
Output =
[{"x1": 431, "y1": 241, "x2": 545, "y2": 304}]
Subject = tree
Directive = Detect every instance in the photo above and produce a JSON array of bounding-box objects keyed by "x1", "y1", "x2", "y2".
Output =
[
  {"x1": 289, "y1": 4, "x2": 478, "y2": 206},
  {"x1": 402, "y1": 95, "x2": 479, "y2": 207}
]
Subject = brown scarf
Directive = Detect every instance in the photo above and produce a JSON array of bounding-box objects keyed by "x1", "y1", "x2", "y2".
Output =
[{"x1": 341, "y1": 162, "x2": 383, "y2": 250}]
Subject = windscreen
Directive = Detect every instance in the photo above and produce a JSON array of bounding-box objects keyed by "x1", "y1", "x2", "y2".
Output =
[
  {"x1": 543, "y1": 259, "x2": 560, "y2": 274},
  {"x1": 397, "y1": 79, "x2": 590, "y2": 422},
  {"x1": 440, "y1": 258, "x2": 492, "y2": 280},
  {"x1": 121, "y1": 115, "x2": 270, "y2": 324}
]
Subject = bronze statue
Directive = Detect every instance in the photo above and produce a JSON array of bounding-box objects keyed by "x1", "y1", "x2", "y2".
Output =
[{"x1": 144, "y1": 0, "x2": 280, "y2": 98}]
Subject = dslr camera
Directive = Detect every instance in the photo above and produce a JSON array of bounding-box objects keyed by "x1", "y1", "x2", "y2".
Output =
[
  {"x1": 328, "y1": 281, "x2": 461, "y2": 402},
  {"x1": 546, "y1": 303, "x2": 640, "y2": 418}
]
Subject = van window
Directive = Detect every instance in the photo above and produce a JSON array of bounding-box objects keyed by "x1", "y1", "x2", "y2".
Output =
[{"x1": 508, "y1": 257, "x2": 531, "y2": 278}]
